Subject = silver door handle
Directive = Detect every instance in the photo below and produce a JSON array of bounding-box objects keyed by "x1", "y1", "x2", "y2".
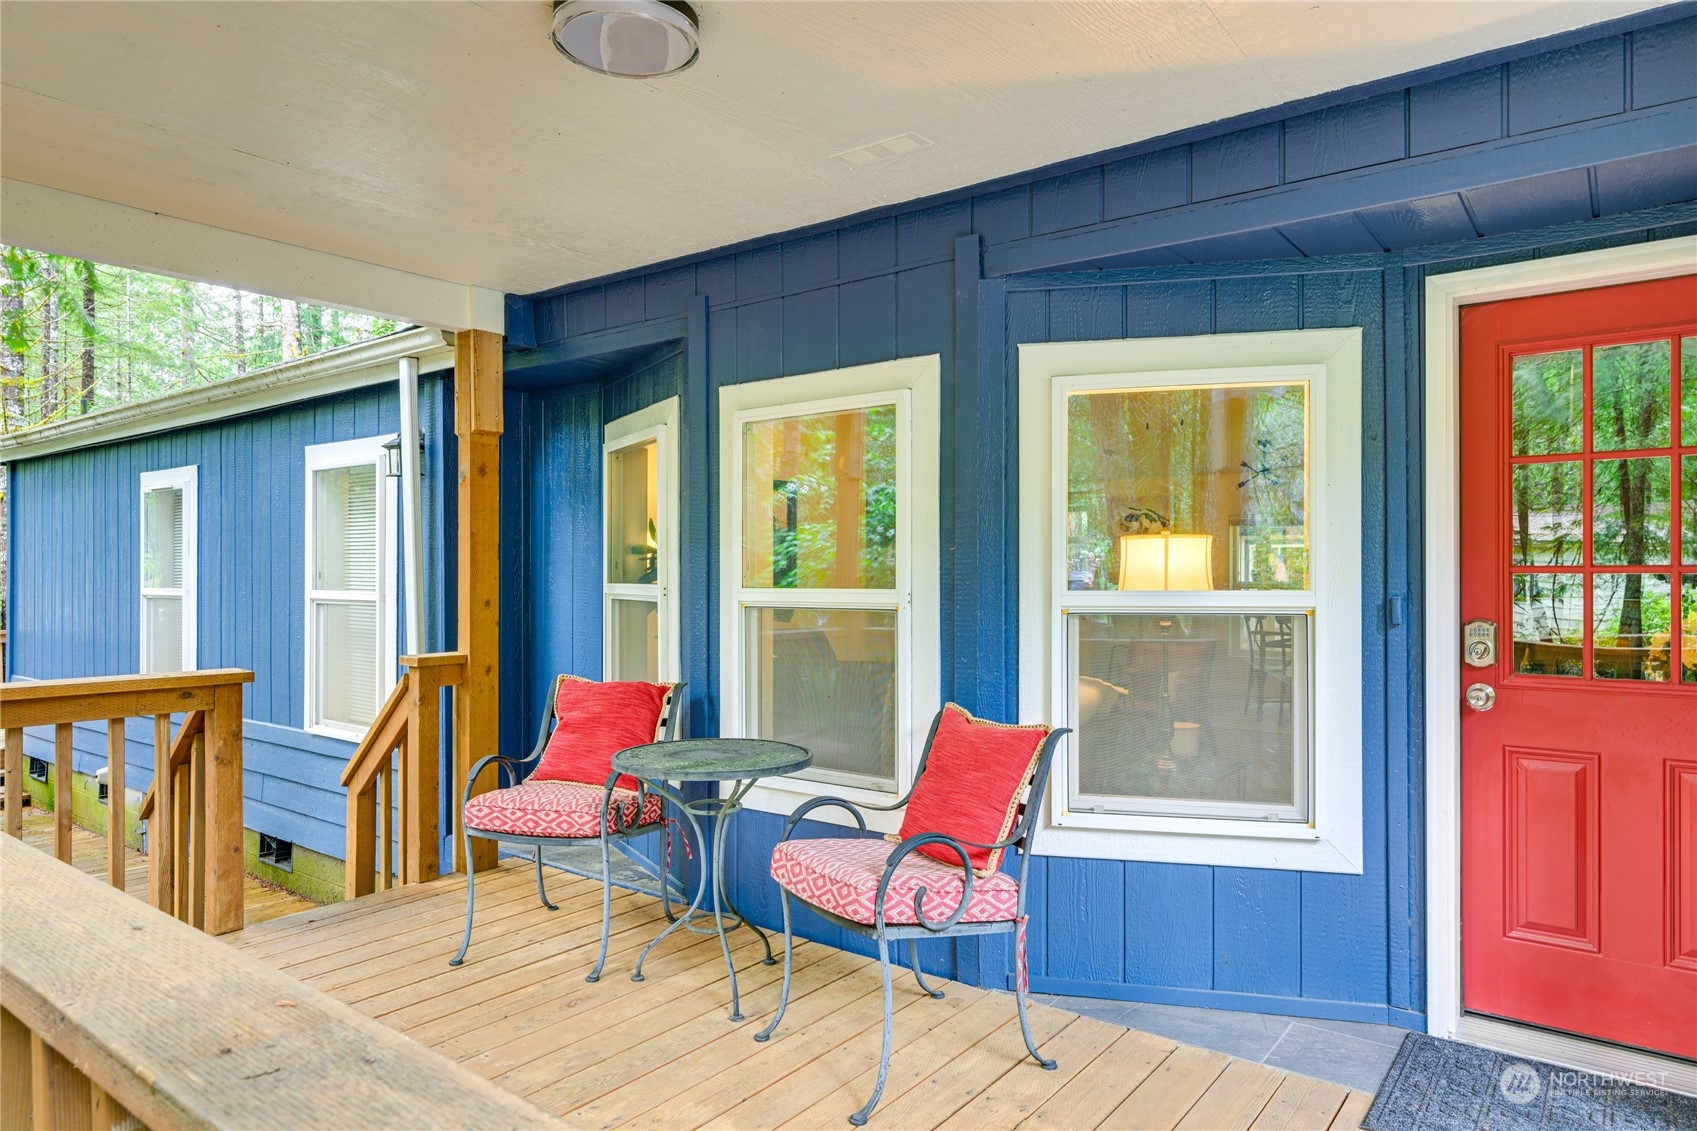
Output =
[{"x1": 1465, "y1": 683, "x2": 1496, "y2": 711}]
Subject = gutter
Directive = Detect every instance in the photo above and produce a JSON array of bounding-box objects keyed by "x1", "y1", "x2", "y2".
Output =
[{"x1": 0, "y1": 327, "x2": 455, "y2": 463}]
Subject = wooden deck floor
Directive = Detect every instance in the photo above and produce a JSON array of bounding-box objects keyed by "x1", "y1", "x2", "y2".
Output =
[
  {"x1": 228, "y1": 861, "x2": 1374, "y2": 1130},
  {"x1": 17, "y1": 809, "x2": 318, "y2": 926}
]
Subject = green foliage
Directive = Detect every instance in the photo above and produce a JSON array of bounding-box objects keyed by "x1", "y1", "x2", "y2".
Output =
[{"x1": 1, "y1": 245, "x2": 403, "y2": 432}]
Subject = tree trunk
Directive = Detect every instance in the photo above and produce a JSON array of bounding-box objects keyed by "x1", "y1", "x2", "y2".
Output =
[
  {"x1": 282, "y1": 299, "x2": 304, "y2": 361},
  {"x1": 40, "y1": 263, "x2": 60, "y2": 420},
  {"x1": 80, "y1": 265, "x2": 97, "y2": 413},
  {"x1": 0, "y1": 263, "x2": 23, "y2": 428},
  {"x1": 178, "y1": 281, "x2": 197, "y2": 384},
  {"x1": 232, "y1": 289, "x2": 248, "y2": 375}
]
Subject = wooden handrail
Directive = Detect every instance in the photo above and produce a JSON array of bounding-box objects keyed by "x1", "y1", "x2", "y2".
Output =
[
  {"x1": 343, "y1": 653, "x2": 466, "y2": 898},
  {"x1": 0, "y1": 837, "x2": 562, "y2": 1130},
  {"x1": 1, "y1": 669, "x2": 252, "y2": 935}
]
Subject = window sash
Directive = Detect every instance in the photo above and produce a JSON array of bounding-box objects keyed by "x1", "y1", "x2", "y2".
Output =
[
  {"x1": 139, "y1": 467, "x2": 196, "y2": 674},
  {"x1": 602, "y1": 402, "x2": 680, "y2": 685}
]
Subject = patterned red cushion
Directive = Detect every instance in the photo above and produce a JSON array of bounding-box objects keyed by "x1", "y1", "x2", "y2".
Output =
[
  {"x1": 463, "y1": 780, "x2": 663, "y2": 838},
  {"x1": 897, "y1": 704, "x2": 1050, "y2": 875},
  {"x1": 770, "y1": 837, "x2": 1020, "y2": 926},
  {"x1": 533, "y1": 677, "x2": 671, "y2": 790}
]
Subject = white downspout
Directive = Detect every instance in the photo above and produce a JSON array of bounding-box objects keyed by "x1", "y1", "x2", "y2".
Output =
[{"x1": 398, "y1": 357, "x2": 426, "y2": 655}]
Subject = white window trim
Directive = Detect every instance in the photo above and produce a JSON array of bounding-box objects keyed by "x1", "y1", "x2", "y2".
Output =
[
  {"x1": 1424, "y1": 236, "x2": 1697, "y2": 1096},
  {"x1": 303, "y1": 435, "x2": 398, "y2": 741},
  {"x1": 1019, "y1": 329, "x2": 1364, "y2": 873},
  {"x1": 719, "y1": 356, "x2": 941, "y2": 833},
  {"x1": 138, "y1": 465, "x2": 198, "y2": 673},
  {"x1": 604, "y1": 397, "x2": 681, "y2": 684}
]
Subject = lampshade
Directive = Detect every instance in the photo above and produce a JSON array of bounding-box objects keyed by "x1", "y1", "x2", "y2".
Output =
[
  {"x1": 1117, "y1": 533, "x2": 1215, "y2": 591},
  {"x1": 551, "y1": 0, "x2": 699, "y2": 78}
]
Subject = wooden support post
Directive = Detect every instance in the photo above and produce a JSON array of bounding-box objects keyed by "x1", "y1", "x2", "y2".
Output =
[
  {"x1": 404, "y1": 666, "x2": 441, "y2": 883},
  {"x1": 202, "y1": 684, "x2": 245, "y2": 935},
  {"x1": 53, "y1": 723, "x2": 72, "y2": 863},
  {"x1": 2, "y1": 1007, "x2": 31, "y2": 1130},
  {"x1": 150, "y1": 714, "x2": 172, "y2": 913},
  {"x1": 454, "y1": 327, "x2": 503, "y2": 875},
  {"x1": 107, "y1": 717, "x2": 126, "y2": 888},
  {"x1": 3, "y1": 728, "x2": 21, "y2": 839},
  {"x1": 345, "y1": 778, "x2": 376, "y2": 900},
  {"x1": 31, "y1": 1031, "x2": 92, "y2": 1130}
]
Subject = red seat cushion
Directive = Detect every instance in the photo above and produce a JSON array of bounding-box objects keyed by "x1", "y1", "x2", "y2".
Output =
[
  {"x1": 463, "y1": 780, "x2": 663, "y2": 838},
  {"x1": 897, "y1": 704, "x2": 1050, "y2": 876},
  {"x1": 770, "y1": 837, "x2": 1020, "y2": 926},
  {"x1": 533, "y1": 677, "x2": 672, "y2": 790}
]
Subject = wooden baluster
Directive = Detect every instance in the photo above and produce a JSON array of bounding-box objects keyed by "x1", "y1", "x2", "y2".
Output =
[
  {"x1": 53, "y1": 723, "x2": 73, "y2": 863},
  {"x1": 378, "y1": 757, "x2": 393, "y2": 892},
  {"x1": 345, "y1": 779, "x2": 376, "y2": 900},
  {"x1": 189, "y1": 730, "x2": 207, "y2": 930},
  {"x1": 1, "y1": 1007, "x2": 30, "y2": 1129},
  {"x1": 172, "y1": 753, "x2": 191, "y2": 923},
  {"x1": 107, "y1": 717, "x2": 126, "y2": 889},
  {"x1": 3, "y1": 729, "x2": 21, "y2": 839},
  {"x1": 31, "y1": 1031, "x2": 92, "y2": 1130},
  {"x1": 397, "y1": 734, "x2": 409, "y2": 888},
  {"x1": 203, "y1": 684, "x2": 244, "y2": 935},
  {"x1": 91, "y1": 1083, "x2": 142, "y2": 1131},
  {"x1": 150, "y1": 714, "x2": 172, "y2": 913}
]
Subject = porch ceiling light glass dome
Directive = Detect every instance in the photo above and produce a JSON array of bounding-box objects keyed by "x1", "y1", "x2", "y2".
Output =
[{"x1": 551, "y1": 0, "x2": 700, "y2": 78}]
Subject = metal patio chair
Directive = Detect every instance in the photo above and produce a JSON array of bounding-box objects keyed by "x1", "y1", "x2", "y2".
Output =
[
  {"x1": 450, "y1": 675, "x2": 685, "y2": 979},
  {"x1": 755, "y1": 705, "x2": 1069, "y2": 1126}
]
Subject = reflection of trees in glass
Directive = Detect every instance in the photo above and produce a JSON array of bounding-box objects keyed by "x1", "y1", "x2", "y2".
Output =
[
  {"x1": 1511, "y1": 350, "x2": 1581, "y2": 456},
  {"x1": 1592, "y1": 341, "x2": 1672, "y2": 643},
  {"x1": 1512, "y1": 462, "x2": 1581, "y2": 565},
  {"x1": 1065, "y1": 384, "x2": 1305, "y2": 590},
  {"x1": 764, "y1": 406, "x2": 896, "y2": 590}
]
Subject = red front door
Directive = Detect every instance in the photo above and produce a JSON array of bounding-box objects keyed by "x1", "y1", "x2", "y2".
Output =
[{"x1": 1460, "y1": 274, "x2": 1697, "y2": 1059}]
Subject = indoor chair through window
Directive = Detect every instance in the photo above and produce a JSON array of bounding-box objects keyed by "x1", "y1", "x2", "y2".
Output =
[
  {"x1": 450, "y1": 675, "x2": 684, "y2": 980},
  {"x1": 756, "y1": 704, "x2": 1068, "y2": 1126}
]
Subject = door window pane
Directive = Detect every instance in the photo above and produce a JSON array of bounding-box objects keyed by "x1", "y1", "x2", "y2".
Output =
[
  {"x1": 1512, "y1": 573, "x2": 1584, "y2": 676},
  {"x1": 1592, "y1": 457, "x2": 1670, "y2": 565},
  {"x1": 313, "y1": 465, "x2": 377, "y2": 591},
  {"x1": 744, "y1": 606, "x2": 896, "y2": 789},
  {"x1": 1072, "y1": 612, "x2": 1308, "y2": 819},
  {"x1": 142, "y1": 486, "x2": 183, "y2": 589},
  {"x1": 608, "y1": 598, "x2": 659, "y2": 682},
  {"x1": 1684, "y1": 456, "x2": 1696, "y2": 566},
  {"x1": 1511, "y1": 461, "x2": 1582, "y2": 565},
  {"x1": 1681, "y1": 336, "x2": 1695, "y2": 444},
  {"x1": 316, "y1": 600, "x2": 378, "y2": 727},
  {"x1": 1592, "y1": 339, "x2": 1671, "y2": 452},
  {"x1": 1593, "y1": 573, "x2": 1672, "y2": 681},
  {"x1": 1066, "y1": 383, "x2": 1308, "y2": 592},
  {"x1": 144, "y1": 596, "x2": 183, "y2": 672},
  {"x1": 741, "y1": 406, "x2": 897, "y2": 590},
  {"x1": 1683, "y1": 575, "x2": 1696, "y2": 683},
  {"x1": 1512, "y1": 349, "x2": 1582, "y2": 456},
  {"x1": 607, "y1": 439, "x2": 659, "y2": 585}
]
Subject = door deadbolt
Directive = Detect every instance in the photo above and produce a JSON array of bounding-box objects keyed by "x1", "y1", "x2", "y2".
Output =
[
  {"x1": 1464, "y1": 620, "x2": 1497, "y2": 668},
  {"x1": 1465, "y1": 683, "x2": 1496, "y2": 711}
]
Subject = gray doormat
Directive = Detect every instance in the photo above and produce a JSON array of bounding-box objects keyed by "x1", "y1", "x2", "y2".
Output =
[{"x1": 1364, "y1": 1033, "x2": 1696, "y2": 1131}]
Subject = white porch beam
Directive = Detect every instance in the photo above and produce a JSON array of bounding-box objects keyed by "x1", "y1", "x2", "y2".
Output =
[{"x1": 0, "y1": 179, "x2": 504, "y2": 333}]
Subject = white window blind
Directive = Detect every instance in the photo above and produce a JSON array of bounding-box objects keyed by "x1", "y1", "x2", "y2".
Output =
[{"x1": 305, "y1": 440, "x2": 394, "y2": 736}]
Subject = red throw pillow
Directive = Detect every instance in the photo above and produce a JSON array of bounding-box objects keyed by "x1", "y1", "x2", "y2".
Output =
[
  {"x1": 896, "y1": 704, "x2": 1051, "y2": 876},
  {"x1": 532, "y1": 677, "x2": 671, "y2": 790}
]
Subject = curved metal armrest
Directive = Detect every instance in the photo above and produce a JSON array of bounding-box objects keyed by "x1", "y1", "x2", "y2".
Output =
[
  {"x1": 780, "y1": 794, "x2": 900, "y2": 840},
  {"x1": 598, "y1": 769, "x2": 654, "y2": 836},
  {"x1": 461, "y1": 752, "x2": 522, "y2": 811},
  {"x1": 878, "y1": 832, "x2": 976, "y2": 933}
]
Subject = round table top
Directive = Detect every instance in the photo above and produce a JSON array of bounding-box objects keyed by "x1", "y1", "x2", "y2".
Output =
[{"x1": 612, "y1": 738, "x2": 812, "y2": 782}]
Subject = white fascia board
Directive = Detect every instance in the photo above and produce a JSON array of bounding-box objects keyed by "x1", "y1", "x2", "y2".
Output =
[
  {"x1": 0, "y1": 179, "x2": 505, "y2": 332},
  {"x1": 0, "y1": 327, "x2": 454, "y2": 463}
]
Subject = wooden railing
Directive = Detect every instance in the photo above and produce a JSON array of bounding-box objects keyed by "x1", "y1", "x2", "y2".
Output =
[
  {"x1": 1, "y1": 836, "x2": 562, "y2": 1130},
  {"x1": 341, "y1": 652, "x2": 466, "y2": 899},
  {"x1": 0, "y1": 669, "x2": 254, "y2": 935}
]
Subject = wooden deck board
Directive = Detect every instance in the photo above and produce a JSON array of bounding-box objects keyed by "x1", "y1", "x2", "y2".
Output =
[
  {"x1": 226, "y1": 863, "x2": 1377, "y2": 1130},
  {"x1": 17, "y1": 809, "x2": 315, "y2": 925}
]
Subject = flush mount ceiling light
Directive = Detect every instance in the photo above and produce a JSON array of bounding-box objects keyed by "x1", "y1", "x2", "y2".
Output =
[{"x1": 551, "y1": 0, "x2": 700, "y2": 78}]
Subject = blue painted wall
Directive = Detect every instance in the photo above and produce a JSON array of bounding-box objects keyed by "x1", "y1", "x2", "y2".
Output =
[
  {"x1": 502, "y1": 14, "x2": 1697, "y2": 1027},
  {"x1": 6, "y1": 373, "x2": 454, "y2": 862}
]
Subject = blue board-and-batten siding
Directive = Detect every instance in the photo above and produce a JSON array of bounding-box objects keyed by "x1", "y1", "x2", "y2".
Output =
[
  {"x1": 6, "y1": 374, "x2": 455, "y2": 863},
  {"x1": 503, "y1": 13, "x2": 1697, "y2": 1029}
]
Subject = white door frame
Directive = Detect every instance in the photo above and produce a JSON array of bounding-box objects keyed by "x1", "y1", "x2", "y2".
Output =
[{"x1": 1423, "y1": 235, "x2": 1697, "y2": 1095}]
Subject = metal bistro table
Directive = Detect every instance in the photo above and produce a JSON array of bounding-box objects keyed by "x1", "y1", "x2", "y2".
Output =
[{"x1": 610, "y1": 737, "x2": 812, "y2": 1022}]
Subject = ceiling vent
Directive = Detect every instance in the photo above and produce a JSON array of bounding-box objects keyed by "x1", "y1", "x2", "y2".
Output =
[{"x1": 832, "y1": 133, "x2": 933, "y2": 169}]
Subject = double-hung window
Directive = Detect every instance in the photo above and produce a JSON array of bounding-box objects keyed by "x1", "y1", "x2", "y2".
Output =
[
  {"x1": 139, "y1": 466, "x2": 197, "y2": 673},
  {"x1": 721, "y1": 357, "x2": 940, "y2": 828},
  {"x1": 1019, "y1": 329, "x2": 1363, "y2": 872},
  {"x1": 604, "y1": 398, "x2": 680, "y2": 683},
  {"x1": 305, "y1": 437, "x2": 396, "y2": 737}
]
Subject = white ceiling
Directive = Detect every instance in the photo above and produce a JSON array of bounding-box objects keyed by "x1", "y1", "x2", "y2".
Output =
[{"x1": 0, "y1": 2, "x2": 1666, "y2": 296}]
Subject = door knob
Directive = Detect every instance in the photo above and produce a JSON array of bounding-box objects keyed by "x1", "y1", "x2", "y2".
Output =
[{"x1": 1465, "y1": 683, "x2": 1496, "y2": 711}]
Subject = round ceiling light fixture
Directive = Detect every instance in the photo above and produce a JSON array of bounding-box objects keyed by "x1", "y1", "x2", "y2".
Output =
[{"x1": 551, "y1": 0, "x2": 700, "y2": 78}]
